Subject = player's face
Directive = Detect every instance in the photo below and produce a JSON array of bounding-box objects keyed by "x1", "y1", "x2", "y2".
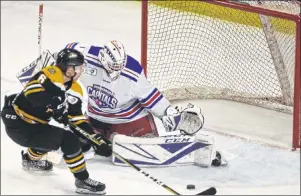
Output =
[
  {"x1": 65, "y1": 64, "x2": 84, "y2": 81},
  {"x1": 72, "y1": 64, "x2": 84, "y2": 81}
]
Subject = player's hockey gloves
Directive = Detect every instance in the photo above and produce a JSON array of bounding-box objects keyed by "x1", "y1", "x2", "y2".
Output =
[
  {"x1": 91, "y1": 133, "x2": 112, "y2": 157},
  {"x1": 53, "y1": 108, "x2": 68, "y2": 126},
  {"x1": 48, "y1": 96, "x2": 69, "y2": 126}
]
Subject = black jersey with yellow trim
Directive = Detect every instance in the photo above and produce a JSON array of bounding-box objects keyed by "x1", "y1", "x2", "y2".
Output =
[
  {"x1": 13, "y1": 66, "x2": 68, "y2": 124},
  {"x1": 67, "y1": 82, "x2": 86, "y2": 124},
  {"x1": 13, "y1": 65, "x2": 94, "y2": 134},
  {"x1": 66, "y1": 82, "x2": 95, "y2": 135}
]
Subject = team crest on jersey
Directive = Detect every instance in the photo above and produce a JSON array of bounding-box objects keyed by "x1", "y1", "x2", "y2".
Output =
[
  {"x1": 48, "y1": 67, "x2": 56, "y2": 74},
  {"x1": 87, "y1": 84, "x2": 118, "y2": 109},
  {"x1": 84, "y1": 67, "x2": 97, "y2": 76}
]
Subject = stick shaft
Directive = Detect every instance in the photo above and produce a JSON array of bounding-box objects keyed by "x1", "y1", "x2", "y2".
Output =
[{"x1": 38, "y1": 4, "x2": 43, "y2": 55}]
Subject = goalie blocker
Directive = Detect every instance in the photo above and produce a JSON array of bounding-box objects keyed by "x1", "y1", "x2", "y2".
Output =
[{"x1": 112, "y1": 133, "x2": 222, "y2": 167}]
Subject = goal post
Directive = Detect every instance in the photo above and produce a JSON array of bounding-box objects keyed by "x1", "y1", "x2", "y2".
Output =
[{"x1": 141, "y1": 0, "x2": 300, "y2": 149}]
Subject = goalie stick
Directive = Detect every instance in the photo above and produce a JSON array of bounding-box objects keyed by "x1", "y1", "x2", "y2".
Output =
[
  {"x1": 68, "y1": 122, "x2": 217, "y2": 195},
  {"x1": 15, "y1": 4, "x2": 46, "y2": 87},
  {"x1": 38, "y1": 3, "x2": 43, "y2": 56}
]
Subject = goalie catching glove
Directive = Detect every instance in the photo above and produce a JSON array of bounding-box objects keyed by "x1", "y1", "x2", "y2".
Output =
[{"x1": 161, "y1": 103, "x2": 204, "y2": 135}]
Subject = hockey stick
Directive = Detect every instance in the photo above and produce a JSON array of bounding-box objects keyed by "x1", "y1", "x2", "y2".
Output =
[
  {"x1": 68, "y1": 122, "x2": 217, "y2": 195},
  {"x1": 38, "y1": 3, "x2": 43, "y2": 56},
  {"x1": 15, "y1": 4, "x2": 45, "y2": 87}
]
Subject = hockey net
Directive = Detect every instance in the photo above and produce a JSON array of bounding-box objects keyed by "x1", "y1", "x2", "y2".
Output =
[{"x1": 141, "y1": 0, "x2": 300, "y2": 149}]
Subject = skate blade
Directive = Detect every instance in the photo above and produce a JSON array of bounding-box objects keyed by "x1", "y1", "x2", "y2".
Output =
[
  {"x1": 75, "y1": 188, "x2": 106, "y2": 195},
  {"x1": 22, "y1": 167, "x2": 53, "y2": 173}
]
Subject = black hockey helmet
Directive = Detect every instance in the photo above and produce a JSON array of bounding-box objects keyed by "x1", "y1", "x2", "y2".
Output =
[{"x1": 55, "y1": 48, "x2": 85, "y2": 72}]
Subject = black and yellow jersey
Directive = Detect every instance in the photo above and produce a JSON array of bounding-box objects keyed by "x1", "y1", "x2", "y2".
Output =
[
  {"x1": 65, "y1": 80, "x2": 89, "y2": 126},
  {"x1": 13, "y1": 66, "x2": 89, "y2": 127}
]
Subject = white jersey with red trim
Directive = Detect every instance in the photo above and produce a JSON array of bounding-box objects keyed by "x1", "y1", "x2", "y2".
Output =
[{"x1": 65, "y1": 42, "x2": 171, "y2": 124}]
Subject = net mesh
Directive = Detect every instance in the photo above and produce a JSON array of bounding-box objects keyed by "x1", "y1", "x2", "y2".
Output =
[
  {"x1": 238, "y1": 0, "x2": 301, "y2": 14},
  {"x1": 145, "y1": 0, "x2": 298, "y2": 114}
]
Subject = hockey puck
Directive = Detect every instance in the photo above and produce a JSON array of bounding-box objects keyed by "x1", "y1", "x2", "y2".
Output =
[{"x1": 187, "y1": 184, "x2": 195, "y2": 190}]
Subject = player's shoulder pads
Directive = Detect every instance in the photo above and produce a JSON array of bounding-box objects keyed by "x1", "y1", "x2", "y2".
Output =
[
  {"x1": 67, "y1": 81, "x2": 83, "y2": 104},
  {"x1": 41, "y1": 66, "x2": 65, "y2": 91}
]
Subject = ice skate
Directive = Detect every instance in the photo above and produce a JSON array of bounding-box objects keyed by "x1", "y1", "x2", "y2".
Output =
[
  {"x1": 75, "y1": 177, "x2": 106, "y2": 195},
  {"x1": 211, "y1": 151, "x2": 228, "y2": 167},
  {"x1": 21, "y1": 150, "x2": 53, "y2": 172}
]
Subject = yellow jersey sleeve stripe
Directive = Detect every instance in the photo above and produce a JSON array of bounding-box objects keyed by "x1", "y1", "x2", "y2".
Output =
[
  {"x1": 24, "y1": 88, "x2": 45, "y2": 96},
  {"x1": 25, "y1": 80, "x2": 40, "y2": 87},
  {"x1": 13, "y1": 105, "x2": 48, "y2": 124},
  {"x1": 24, "y1": 84, "x2": 43, "y2": 92},
  {"x1": 73, "y1": 119, "x2": 89, "y2": 125}
]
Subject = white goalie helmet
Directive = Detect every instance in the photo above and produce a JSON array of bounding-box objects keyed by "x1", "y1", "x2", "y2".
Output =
[{"x1": 99, "y1": 40, "x2": 127, "y2": 80}]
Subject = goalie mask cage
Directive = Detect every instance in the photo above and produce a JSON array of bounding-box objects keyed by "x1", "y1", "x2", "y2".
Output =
[{"x1": 141, "y1": 0, "x2": 300, "y2": 149}]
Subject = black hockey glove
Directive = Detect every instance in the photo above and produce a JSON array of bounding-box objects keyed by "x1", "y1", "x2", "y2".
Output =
[
  {"x1": 48, "y1": 96, "x2": 69, "y2": 126},
  {"x1": 49, "y1": 95, "x2": 66, "y2": 109},
  {"x1": 52, "y1": 108, "x2": 68, "y2": 126},
  {"x1": 91, "y1": 133, "x2": 112, "y2": 157}
]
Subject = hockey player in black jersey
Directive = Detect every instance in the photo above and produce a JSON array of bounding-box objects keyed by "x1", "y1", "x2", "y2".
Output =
[{"x1": 1, "y1": 48, "x2": 111, "y2": 195}]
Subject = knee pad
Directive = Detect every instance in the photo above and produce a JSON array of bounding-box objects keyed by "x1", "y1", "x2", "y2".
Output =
[{"x1": 61, "y1": 130, "x2": 81, "y2": 155}]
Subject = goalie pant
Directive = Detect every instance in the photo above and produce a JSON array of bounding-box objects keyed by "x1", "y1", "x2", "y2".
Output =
[{"x1": 88, "y1": 114, "x2": 159, "y2": 140}]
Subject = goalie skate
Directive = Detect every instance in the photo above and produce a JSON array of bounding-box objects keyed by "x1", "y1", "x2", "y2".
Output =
[{"x1": 211, "y1": 151, "x2": 228, "y2": 167}]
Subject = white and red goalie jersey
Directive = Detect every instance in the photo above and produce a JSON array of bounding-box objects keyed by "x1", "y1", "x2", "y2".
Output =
[{"x1": 65, "y1": 42, "x2": 171, "y2": 124}]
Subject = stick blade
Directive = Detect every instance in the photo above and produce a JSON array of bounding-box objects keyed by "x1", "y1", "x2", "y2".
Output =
[{"x1": 196, "y1": 187, "x2": 217, "y2": 195}]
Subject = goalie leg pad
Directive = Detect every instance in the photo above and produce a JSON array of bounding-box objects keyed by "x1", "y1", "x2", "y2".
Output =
[{"x1": 112, "y1": 134, "x2": 215, "y2": 167}]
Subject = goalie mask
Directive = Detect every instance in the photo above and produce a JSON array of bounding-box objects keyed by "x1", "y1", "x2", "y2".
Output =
[{"x1": 99, "y1": 40, "x2": 127, "y2": 80}]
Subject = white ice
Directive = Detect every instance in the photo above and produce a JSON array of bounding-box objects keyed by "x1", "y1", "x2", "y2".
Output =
[{"x1": 1, "y1": 1, "x2": 300, "y2": 195}]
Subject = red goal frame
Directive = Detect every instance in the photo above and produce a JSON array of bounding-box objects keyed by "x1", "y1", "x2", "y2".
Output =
[{"x1": 141, "y1": 0, "x2": 300, "y2": 149}]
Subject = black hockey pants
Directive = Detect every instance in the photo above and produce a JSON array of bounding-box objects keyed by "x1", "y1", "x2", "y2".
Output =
[{"x1": 1, "y1": 94, "x2": 90, "y2": 180}]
